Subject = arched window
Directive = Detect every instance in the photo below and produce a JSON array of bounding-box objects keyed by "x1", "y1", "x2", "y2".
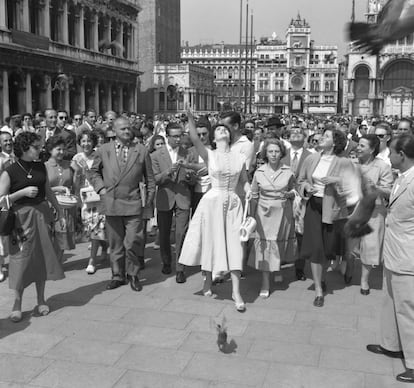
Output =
[{"x1": 383, "y1": 60, "x2": 414, "y2": 92}]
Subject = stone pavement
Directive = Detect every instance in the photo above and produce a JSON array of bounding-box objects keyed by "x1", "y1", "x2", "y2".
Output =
[{"x1": 0, "y1": 241, "x2": 408, "y2": 388}]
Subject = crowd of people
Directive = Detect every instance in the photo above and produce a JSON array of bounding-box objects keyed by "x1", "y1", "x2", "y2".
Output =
[{"x1": 1, "y1": 108, "x2": 414, "y2": 382}]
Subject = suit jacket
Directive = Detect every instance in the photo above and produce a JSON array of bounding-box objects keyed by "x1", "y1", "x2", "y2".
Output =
[
  {"x1": 297, "y1": 153, "x2": 353, "y2": 224},
  {"x1": 281, "y1": 148, "x2": 312, "y2": 178},
  {"x1": 383, "y1": 167, "x2": 414, "y2": 274},
  {"x1": 151, "y1": 146, "x2": 196, "y2": 211},
  {"x1": 60, "y1": 128, "x2": 77, "y2": 161},
  {"x1": 341, "y1": 139, "x2": 358, "y2": 158},
  {"x1": 87, "y1": 141, "x2": 155, "y2": 216}
]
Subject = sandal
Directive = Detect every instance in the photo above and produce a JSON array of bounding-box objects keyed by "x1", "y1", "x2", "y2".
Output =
[
  {"x1": 9, "y1": 310, "x2": 22, "y2": 323},
  {"x1": 37, "y1": 304, "x2": 50, "y2": 316}
]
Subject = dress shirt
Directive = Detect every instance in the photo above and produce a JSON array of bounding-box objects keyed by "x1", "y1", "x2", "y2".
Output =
[
  {"x1": 166, "y1": 144, "x2": 179, "y2": 164},
  {"x1": 114, "y1": 140, "x2": 130, "y2": 165},
  {"x1": 392, "y1": 165, "x2": 414, "y2": 197}
]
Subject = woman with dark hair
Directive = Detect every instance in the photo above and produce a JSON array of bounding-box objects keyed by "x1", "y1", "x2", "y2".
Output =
[
  {"x1": 248, "y1": 138, "x2": 297, "y2": 298},
  {"x1": 179, "y1": 110, "x2": 251, "y2": 312},
  {"x1": 149, "y1": 134, "x2": 165, "y2": 153},
  {"x1": 45, "y1": 135, "x2": 77, "y2": 263},
  {"x1": 71, "y1": 130, "x2": 108, "y2": 274},
  {"x1": 91, "y1": 128, "x2": 105, "y2": 149},
  {"x1": 352, "y1": 134, "x2": 393, "y2": 294},
  {"x1": 0, "y1": 132, "x2": 64, "y2": 322},
  {"x1": 298, "y1": 128, "x2": 355, "y2": 307}
]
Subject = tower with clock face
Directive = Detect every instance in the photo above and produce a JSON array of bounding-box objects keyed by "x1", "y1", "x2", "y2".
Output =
[{"x1": 286, "y1": 13, "x2": 311, "y2": 113}]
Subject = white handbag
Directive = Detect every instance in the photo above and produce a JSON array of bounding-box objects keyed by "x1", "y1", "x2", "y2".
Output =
[{"x1": 239, "y1": 197, "x2": 257, "y2": 242}]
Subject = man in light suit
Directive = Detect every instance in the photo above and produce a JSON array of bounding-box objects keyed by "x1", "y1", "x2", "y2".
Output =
[
  {"x1": 367, "y1": 134, "x2": 414, "y2": 383},
  {"x1": 281, "y1": 127, "x2": 312, "y2": 281},
  {"x1": 88, "y1": 117, "x2": 155, "y2": 291},
  {"x1": 150, "y1": 122, "x2": 196, "y2": 283}
]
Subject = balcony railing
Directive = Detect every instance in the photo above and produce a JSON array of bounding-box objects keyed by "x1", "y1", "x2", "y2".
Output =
[{"x1": 49, "y1": 42, "x2": 138, "y2": 72}]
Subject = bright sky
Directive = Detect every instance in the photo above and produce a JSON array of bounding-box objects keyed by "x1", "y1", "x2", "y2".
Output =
[{"x1": 181, "y1": 0, "x2": 368, "y2": 57}]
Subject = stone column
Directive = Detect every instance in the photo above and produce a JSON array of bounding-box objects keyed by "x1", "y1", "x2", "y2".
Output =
[
  {"x1": 25, "y1": 72, "x2": 32, "y2": 114},
  {"x1": 93, "y1": 13, "x2": 99, "y2": 51},
  {"x1": 118, "y1": 85, "x2": 123, "y2": 113},
  {"x1": 105, "y1": 17, "x2": 112, "y2": 54},
  {"x1": 64, "y1": 86, "x2": 70, "y2": 113},
  {"x1": 62, "y1": 0, "x2": 69, "y2": 44},
  {"x1": 0, "y1": 0, "x2": 6, "y2": 29},
  {"x1": 79, "y1": 79, "x2": 85, "y2": 112},
  {"x1": 2, "y1": 70, "x2": 9, "y2": 119},
  {"x1": 43, "y1": 0, "x2": 50, "y2": 38},
  {"x1": 106, "y1": 85, "x2": 112, "y2": 111},
  {"x1": 22, "y1": 0, "x2": 30, "y2": 32},
  {"x1": 94, "y1": 82, "x2": 99, "y2": 113},
  {"x1": 45, "y1": 74, "x2": 52, "y2": 108},
  {"x1": 117, "y1": 22, "x2": 123, "y2": 57},
  {"x1": 78, "y1": 6, "x2": 84, "y2": 48}
]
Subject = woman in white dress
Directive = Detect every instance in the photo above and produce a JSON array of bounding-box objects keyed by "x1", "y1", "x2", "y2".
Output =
[{"x1": 179, "y1": 111, "x2": 251, "y2": 312}]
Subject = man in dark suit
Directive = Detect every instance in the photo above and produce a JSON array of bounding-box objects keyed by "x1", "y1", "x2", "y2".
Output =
[
  {"x1": 339, "y1": 123, "x2": 358, "y2": 157},
  {"x1": 56, "y1": 110, "x2": 77, "y2": 161},
  {"x1": 281, "y1": 127, "x2": 312, "y2": 281},
  {"x1": 88, "y1": 117, "x2": 155, "y2": 291},
  {"x1": 76, "y1": 108, "x2": 97, "y2": 135},
  {"x1": 150, "y1": 122, "x2": 196, "y2": 283}
]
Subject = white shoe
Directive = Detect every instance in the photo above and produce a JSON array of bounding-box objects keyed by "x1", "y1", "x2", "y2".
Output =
[{"x1": 86, "y1": 264, "x2": 96, "y2": 274}]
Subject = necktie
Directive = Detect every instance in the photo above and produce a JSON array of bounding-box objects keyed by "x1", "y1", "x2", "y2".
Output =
[{"x1": 291, "y1": 151, "x2": 299, "y2": 175}]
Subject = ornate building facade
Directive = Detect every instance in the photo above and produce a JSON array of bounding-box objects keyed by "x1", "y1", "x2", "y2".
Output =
[
  {"x1": 137, "y1": 0, "x2": 181, "y2": 116},
  {"x1": 181, "y1": 14, "x2": 338, "y2": 114},
  {"x1": 153, "y1": 64, "x2": 216, "y2": 115},
  {"x1": 0, "y1": 0, "x2": 140, "y2": 121},
  {"x1": 344, "y1": 0, "x2": 414, "y2": 117},
  {"x1": 255, "y1": 15, "x2": 339, "y2": 115},
  {"x1": 181, "y1": 43, "x2": 254, "y2": 112}
]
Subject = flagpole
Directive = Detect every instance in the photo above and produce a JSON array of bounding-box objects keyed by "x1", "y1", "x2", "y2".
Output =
[
  {"x1": 244, "y1": 0, "x2": 249, "y2": 114},
  {"x1": 238, "y1": 0, "x2": 243, "y2": 111}
]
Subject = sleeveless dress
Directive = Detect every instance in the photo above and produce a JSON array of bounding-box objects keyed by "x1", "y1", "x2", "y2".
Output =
[{"x1": 179, "y1": 148, "x2": 245, "y2": 273}]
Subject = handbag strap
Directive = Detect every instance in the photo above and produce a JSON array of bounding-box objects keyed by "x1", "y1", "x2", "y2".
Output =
[{"x1": 243, "y1": 197, "x2": 250, "y2": 222}]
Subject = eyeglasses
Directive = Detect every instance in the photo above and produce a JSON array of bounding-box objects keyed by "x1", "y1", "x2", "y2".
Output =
[
  {"x1": 58, "y1": 116, "x2": 67, "y2": 120},
  {"x1": 376, "y1": 134, "x2": 387, "y2": 139},
  {"x1": 198, "y1": 132, "x2": 209, "y2": 137}
]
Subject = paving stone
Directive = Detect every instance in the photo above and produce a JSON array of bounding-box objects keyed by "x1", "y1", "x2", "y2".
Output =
[
  {"x1": 163, "y1": 298, "x2": 226, "y2": 317},
  {"x1": 121, "y1": 326, "x2": 188, "y2": 349},
  {"x1": 111, "y1": 294, "x2": 170, "y2": 310},
  {"x1": 121, "y1": 308, "x2": 194, "y2": 329},
  {"x1": 0, "y1": 332, "x2": 64, "y2": 357},
  {"x1": 310, "y1": 327, "x2": 376, "y2": 350},
  {"x1": 294, "y1": 310, "x2": 358, "y2": 329},
  {"x1": 30, "y1": 360, "x2": 125, "y2": 388},
  {"x1": 319, "y1": 347, "x2": 394, "y2": 375},
  {"x1": 247, "y1": 338, "x2": 320, "y2": 366},
  {"x1": 53, "y1": 304, "x2": 130, "y2": 322},
  {"x1": 263, "y1": 363, "x2": 365, "y2": 388},
  {"x1": 364, "y1": 373, "x2": 407, "y2": 388},
  {"x1": 43, "y1": 337, "x2": 130, "y2": 366},
  {"x1": 52, "y1": 319, "x2": 135, "y2": 342},
  {"x1": 182, "y1": 352, "x2": 269, "y2": 386},
  {"x1": 243, "y1": 321, "x2": 312, "y2": 344},
  {"x1": 115, "y1": 345, "x2": 193, "y2": 375},
  {"x1": 221, "y1": 304, "x2": 296, "y2": 325},
  {"x1": 113, "y1": 370, "x2": 210, "y2": 388},
  {"x1": 180, "y1": 331, "x2": 253, "y2": 356},
  {"x1": 186, "y1": 315, "x2": 249, "y2": 337},
  {"x1": 0, "y1": 354, "x2": 52, "y2": 384}
]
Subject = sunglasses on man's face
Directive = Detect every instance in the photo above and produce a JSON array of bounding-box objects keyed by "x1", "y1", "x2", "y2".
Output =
[
  {"x1": 198, "y1": 132, "x2": 209, "y2": 137},
  {"x1": 376, "y1": 134, "x2": 387, "y2": 139},
  {"x1": 58, "y1": 116, "x2": 67, "y2": 120}
]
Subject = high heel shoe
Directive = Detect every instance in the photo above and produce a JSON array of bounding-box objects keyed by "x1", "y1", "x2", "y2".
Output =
[
  {"x1": 232, "y1": 294, "x2": 246, "y2": 312},
  {"x1": 313, "y1": 296, "x2": 324, "y2": 307}
]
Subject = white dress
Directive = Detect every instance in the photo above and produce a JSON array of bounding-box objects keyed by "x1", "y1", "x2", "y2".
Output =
[{"x1": 179, "y1": 148, "x2": 245, "y2": 272}]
